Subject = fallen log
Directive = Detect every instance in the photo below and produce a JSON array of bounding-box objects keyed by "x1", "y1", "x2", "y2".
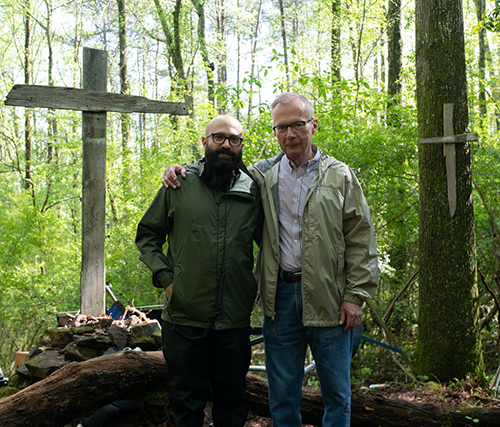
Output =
[
  {"x1": 1, "y1": 351, "x2": 500, "y2": 427},
  {"x1": 0, "y1": 351, "x2": 166, "y2": 427}
]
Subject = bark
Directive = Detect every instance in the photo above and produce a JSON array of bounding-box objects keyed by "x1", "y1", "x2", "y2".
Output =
[
  {"x1": 44, "y1": 0, "x2": 57, "y2": 164},
  {"x1": 191, "y1": 0, "x2": 215, "y2": 106},
  {"x1": 387, "y1": 0, "x2": 402, "y2": 126},
  {"x1": 247, "y1": 0, "x2": 264, "y2": 123},
  {"x1": 24, "y1": 0, "x2": 33, "y2": 194},
  {"x1": 331, "y1": 0, "x2": 341, "y2": 82},
  {"x1": 153, "y1": 0, "x2": 193, "y2": 110},
  {"x1": 216, "y1": 0, "x2": 227, "y2": 114},
  {"x1": 2, "y1": 351, "x2": 500, "y2": 427},
  {"x1": 474, "y1": 0, "x2": 487, "y2": 119},
  {"x1": 277, "y1": 0, "x2": 290, "y2": 87},
  {"x1": 117, "y1": 0, "x2": 131, "y2": 189},
  {"x1": 415, "y1": 0, "x2": 485, "y2": 381}
]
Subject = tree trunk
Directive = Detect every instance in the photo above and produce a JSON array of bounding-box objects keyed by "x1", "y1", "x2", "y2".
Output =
[
  {"x1": 153, "y1": 0, "x2": 193, "y2": 110},
  {"x1": 44, "y1": 0, "x2": 57, "y2": 165},
  {"x1": 117, "y1": 0, "x2": 131, "y2": 190},
  {"x1": 387, "y1": 0, "x2": 402, "y2": 126},
  {"x1": 415, "y1": 0, "x2": 485, "y2": 382},
  {"x1": 474, "y1": 0, "x2": 487, "y2": 120},
  {"x1": 191, "y1": 0, "x2": 215, "y2": 107},
  {"x1": 216, "y1": 0, "x2": 227, "y2": 114},
  {"x1": 2, "y1": 351, "x2": 500, "y2": 427},
  {"x1": 247, "y1": 0, "x2": 264, "y2": 124},
  {"x1": 24, "y1": 0, "x2": 33, "y2": 194},
  {"x1": 331, "y1": 0, "x2": 341, "y2": 82},
  {"x1": 277, "y1": 0, "x2": 290, "y2": 88}
]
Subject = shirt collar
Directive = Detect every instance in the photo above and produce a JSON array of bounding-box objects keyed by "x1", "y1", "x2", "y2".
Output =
[{"x1": 283, "y1": 144, "x2": 321, "y2": 172}]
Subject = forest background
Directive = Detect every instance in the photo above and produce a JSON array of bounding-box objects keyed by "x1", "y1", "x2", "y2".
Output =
[{"x1": 0, "y1": 0, "x2": 499, "y2": 388}]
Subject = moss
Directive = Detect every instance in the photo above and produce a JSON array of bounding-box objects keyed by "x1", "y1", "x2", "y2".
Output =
[{"x1": 0, "y1": 386, "x2": 19, "y2": 399}]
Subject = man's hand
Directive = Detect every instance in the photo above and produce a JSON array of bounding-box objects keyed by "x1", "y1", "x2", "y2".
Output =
[
  {"x1": 339, "y1": 301, "x2": 363, "y2": 331},
  {"x1": 165, "y1": 283, "x2": 173, "y2": 300},
  {"x1": 162, "y1": 165, "x2": 187, "y2": 188}
]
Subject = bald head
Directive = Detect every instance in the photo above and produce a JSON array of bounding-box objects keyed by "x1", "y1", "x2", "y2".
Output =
[{"x1": 205, "y1": 115, "x2": 244, "y2": 138}]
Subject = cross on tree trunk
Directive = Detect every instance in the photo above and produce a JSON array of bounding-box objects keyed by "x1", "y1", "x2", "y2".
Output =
[
  {"x1": 4, "y1": 47, "x2": 189, "y2": 316},
  {"x1": 419, "y1": 103, "x2": 478, "y2": 218}
]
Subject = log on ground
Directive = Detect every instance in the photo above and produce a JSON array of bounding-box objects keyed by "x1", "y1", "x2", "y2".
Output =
[{"x1": 1, "y1": 351, "x2": 500, "y2": 426}]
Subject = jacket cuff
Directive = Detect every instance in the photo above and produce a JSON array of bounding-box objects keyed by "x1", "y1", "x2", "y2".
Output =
[
  {"x1": 153, "y1": 270, "x2": 173, "y2": 289},
  {"x1": 343, "y1": 293, "x2": 365, "y2": 307}
]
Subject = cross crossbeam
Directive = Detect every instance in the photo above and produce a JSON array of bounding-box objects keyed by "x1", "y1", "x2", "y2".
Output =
[
  {"x1": 4, "y1": 47, "x2": 189, "y2": 316},
  {"x1": 418, "y1": 103, "x2": 478, "y2": 219}
]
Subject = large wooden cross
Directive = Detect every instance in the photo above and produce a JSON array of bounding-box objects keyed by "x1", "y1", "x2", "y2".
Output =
[
  {"x1": 5, "y1": 47, "x2": 188, "y2": 316},
  {"x1": 419, "y1": 103, "x2": 478, "y2": 219}
]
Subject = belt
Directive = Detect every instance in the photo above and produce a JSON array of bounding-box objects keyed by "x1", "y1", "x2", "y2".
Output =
[{"x1": 280, "y1": 269, "x2": 302, "y2": 282}]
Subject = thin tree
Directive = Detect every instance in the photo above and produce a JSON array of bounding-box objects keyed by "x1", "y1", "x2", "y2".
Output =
[
  {"x1": 331, "y1": 0, "x2": 341, "y2": 82},
  {"x1": 247, "y1": 0, "x2": 264, "y2": 123},
  {"x1": 387, "y1": 0, "x2": 402, "y2": 126},
  {"x1": 117, "y1": 0, "x2": 131, "y2": 188},
  {"x1": 24, "y1": 0, "x2": 33, "y2": 197},
  {"x1": 415, "y1": 0, "x2": 485, "y2": 381},
  {"x1": 191, "y1": 0, "x2": 215, "y2": 106},
  {"x1": 215, "y1": 0, "x2": 227, "y2": 113},
  {"x1": 474, "y1": 0, "x2": 487, "y2": 120},
  {"x1": 277, "y1": 0, "x2": 290, "y2": 87}
]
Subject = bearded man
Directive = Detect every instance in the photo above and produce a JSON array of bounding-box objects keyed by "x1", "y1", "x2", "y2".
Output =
[{"x1": 136, "y1": 115, "x2": 262, "y2": 427}]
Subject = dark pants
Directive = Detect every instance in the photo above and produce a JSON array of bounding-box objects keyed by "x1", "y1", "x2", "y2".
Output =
[{"x1": 161, "y1": 320, "x2": 251, "y2": 427}]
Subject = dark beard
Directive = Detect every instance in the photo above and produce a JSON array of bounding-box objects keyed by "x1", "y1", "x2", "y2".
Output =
[{"x1": 201, "y1": 145, "x2": 242, "y2": 190}]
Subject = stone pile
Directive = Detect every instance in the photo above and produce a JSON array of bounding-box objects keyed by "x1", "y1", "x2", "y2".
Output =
[{"x1": 15, "y1": 310, "x2": 162, "y2": 384}]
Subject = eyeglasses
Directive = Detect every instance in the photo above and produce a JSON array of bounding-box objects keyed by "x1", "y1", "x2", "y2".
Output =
[
  {"x1": 272, "y1": 119, "x2": 313, "y2": 135},
  {"x1": 207, "y1": 133, "x2": 244, "y2": 147}
]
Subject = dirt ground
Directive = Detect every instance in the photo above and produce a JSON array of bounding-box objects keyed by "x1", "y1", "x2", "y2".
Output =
[{"x1": 238, "y1": 379, "x2": 500, "y2": 426}]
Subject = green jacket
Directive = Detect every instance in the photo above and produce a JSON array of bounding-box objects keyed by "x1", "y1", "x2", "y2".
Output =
[
  {"x1": 250, "y1": 151, "x2": 378, "y2": 327},
  {"x1": 136, "y1": 164, "x2": 262, "y2": 330}
]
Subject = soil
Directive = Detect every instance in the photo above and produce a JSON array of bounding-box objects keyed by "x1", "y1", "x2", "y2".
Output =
[{"x1": 240, "y1": 379, "x2": 500, "y2": 426}]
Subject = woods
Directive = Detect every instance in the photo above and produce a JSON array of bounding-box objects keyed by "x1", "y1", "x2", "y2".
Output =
[{"x1": 1, "y1": 0, "x2": 500, "y2": 416}]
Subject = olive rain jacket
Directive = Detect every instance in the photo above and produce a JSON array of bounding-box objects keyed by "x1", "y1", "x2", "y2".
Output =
[
  {"x1": 250, "y1": 150, "x2": 378, "y2": 327},
  {"x1": 136, "y1": 163, "x2": 262, "y2": 330}
]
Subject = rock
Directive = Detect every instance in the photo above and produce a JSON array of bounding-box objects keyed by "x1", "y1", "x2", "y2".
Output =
[
  {"x1": 39, "y1": 327, "x2": 74, "y2": 348},
  {"x1": 130, "y1": 321, "x2": 160, "y2": 337},
  {"x1": 71, "y1": 325, "x2": 95, "y2": 334},
  {"x1": 73, "y1": 333, "x2": 113, "y2": 350},
  {"x1": 127, "y1": 336, "x2": 160, "y2": 351},
  {"x1": 63, "y1": 342, "x2": 104, "y2": 361},
  {"x1": 108, "y1": 325, "x2": 128, "y2": 351},
  {"x1": 23, "y1": 349, "x2": 67, "y2": 380}
]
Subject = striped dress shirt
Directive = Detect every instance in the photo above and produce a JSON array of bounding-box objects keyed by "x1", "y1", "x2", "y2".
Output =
[{"x1": 278, "y1": 146, "x2": 321, "y2": 271}]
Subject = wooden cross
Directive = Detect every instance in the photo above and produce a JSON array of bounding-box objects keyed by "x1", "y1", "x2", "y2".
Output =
[
  {"x1": 419, "y1": 103, "x2": 478, "y2": 219},
  {"x1": 5, "y1": 47, "x2": 189, "y2": 317}
]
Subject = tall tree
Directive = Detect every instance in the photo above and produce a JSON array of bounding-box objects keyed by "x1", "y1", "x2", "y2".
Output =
[
  {"x1": 387, "y1": 0, "x2": 402, "y2": 125},
  {"x1": 191, "y1": 0, "x2": 215, "y2": 106},
  {"x1": 277, "y1": 0, "x2": 290, "y2": 87},
  {"x1": 215, "y1": 0, "x2": 227, "y2": 113},
  {"x1": 474, "y1": 0, "x2": 487, "y2": 120},
  {"x1": 331, "y1": 0, "x2": 341, "y2": 82},
  {"x1": 24, "y1": 0, "x2": 33, "y2": 196},
  {"x1": 246, "y1": 0, "x2": 264, "y2": 123},
  {"x1": 117, "y1": 0, "x2": 131, "y2": 188},
  {"x1": 415, "y1": 0, "x2": 485, "y2": 381},
  {"x1": 43, "y1": 0, "x2": 57, "y2": 164},
  {"x1": 153, "y1": 0, "x2": 193, "y2": 109}
]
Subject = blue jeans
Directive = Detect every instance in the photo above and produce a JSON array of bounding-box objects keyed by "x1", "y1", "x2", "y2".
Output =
[{"x1": 263, "y1": 279, "x2": 353, "y2": 427}]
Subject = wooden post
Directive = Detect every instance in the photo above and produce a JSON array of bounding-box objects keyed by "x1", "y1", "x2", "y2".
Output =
[{"x1": 81, "y1": 48, "x2": 107, "y2": 316}]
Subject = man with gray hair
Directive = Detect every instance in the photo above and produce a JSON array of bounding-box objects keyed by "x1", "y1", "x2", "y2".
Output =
[{"x1": 162, "y1": 93, "x2": 378, "y2": 426}]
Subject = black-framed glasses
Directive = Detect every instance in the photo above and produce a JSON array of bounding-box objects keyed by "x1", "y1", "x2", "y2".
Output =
[
  {"x1": 272, "y1": 118, "x2": 313, "y2": 135},
  {"x1": 207, "y1": 133, "x2": 244, "y2": 147}
]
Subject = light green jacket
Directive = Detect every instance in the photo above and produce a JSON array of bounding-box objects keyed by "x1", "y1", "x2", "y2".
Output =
[{"x1": 250, "y1": 151, "x2": 378, "y2": 327}]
